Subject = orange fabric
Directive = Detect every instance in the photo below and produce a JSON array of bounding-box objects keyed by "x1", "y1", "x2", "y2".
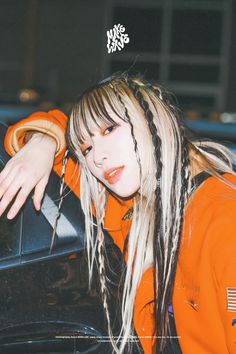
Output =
[
  {"x1": 173, "y1": 174, "x2": 236, "y2": 354},
  {"x1": 4, "y1": 110, "x2": 236, "y2": 354},
  {"x1": 134, "y1": 174, "x2": 236, "y2": 353},
  {"x1": 4, "y1": 109, "x2": 68, "y2": 165}
]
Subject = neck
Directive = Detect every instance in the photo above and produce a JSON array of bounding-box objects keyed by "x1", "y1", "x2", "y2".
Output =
[{"x1": 189, "y1": 148, "x2": 206, "y2": 178}]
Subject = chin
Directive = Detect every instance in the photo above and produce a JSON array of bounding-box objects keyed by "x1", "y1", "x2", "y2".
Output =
[
  {"x1": 103, "y1": 175, "x2": 140, "y2": 199},
  {"x1": 111, "y1": 185, "x2": 140, "y2": 199}
]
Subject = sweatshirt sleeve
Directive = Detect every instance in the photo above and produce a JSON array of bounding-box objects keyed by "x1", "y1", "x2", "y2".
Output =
[
  {"x1": 211, "y1": 203, "x2": 236, "y2": 353},
  {"x1": 4, "y1": 109, "x2": 67, "y2": 166}
]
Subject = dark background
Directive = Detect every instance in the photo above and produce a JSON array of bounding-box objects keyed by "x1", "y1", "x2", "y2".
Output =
[{"x1": 0, "y1": 0, "x2": 235, "y2": 120}]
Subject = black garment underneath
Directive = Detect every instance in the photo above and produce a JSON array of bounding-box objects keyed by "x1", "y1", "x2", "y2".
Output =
[{"x1": 160, "y1": 314, "x2": 182, "y2": 354}]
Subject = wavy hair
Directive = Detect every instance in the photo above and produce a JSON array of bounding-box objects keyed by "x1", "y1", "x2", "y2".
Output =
[{"x1": 66, "y1": 73, "x2": 236, "y2": 353}]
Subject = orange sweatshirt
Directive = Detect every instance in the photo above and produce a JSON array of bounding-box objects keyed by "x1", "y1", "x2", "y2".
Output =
[{"x1": 4, "y1": 110, "x2": 236, "y2": 354}]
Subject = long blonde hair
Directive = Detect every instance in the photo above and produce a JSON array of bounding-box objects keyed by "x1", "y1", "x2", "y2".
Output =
[{"x1": 66, "y1": 73, "x2": 236, "y2": 353}]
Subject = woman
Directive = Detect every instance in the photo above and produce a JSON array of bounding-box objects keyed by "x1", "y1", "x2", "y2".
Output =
[{"x1": 1, "y1": 73, "x2": 236, "y2": 353}]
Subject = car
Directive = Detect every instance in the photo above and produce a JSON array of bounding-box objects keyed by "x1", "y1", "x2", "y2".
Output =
[
  {"x1": 0, "y1": 121, "x2": 145, "y2": 354},
  {"x1": 0, "y1": 105, "x2": 36, "y2": 125},
  {"x1": 185, "y1": 119, "x2": 236, "y2": 155}
]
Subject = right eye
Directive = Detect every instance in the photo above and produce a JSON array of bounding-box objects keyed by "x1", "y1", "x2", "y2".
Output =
[{"x1": 81, "y1": 146, "x2": 92, "y2": 156}]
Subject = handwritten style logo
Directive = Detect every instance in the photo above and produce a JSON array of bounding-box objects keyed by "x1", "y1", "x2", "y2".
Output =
[{"x1": 107, "y1": 24, "x2": 130, "y2": 54}]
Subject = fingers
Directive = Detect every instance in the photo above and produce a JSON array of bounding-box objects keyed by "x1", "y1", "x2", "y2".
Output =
[
  {"x1": 0, "y1": 178, "x2": 24, "y2": 218},
  {"x1": 0, "y1": 164, "x2": 39, "y2": 219},
  {"x1": 0, "y1": 135, "x2": 55, "y2": 219},
  {"x1": 5, "y1": 183, "x2": 35, "y2": 219},
  {"x1": 0, "y1": 164, "x2": 18, "y2": 200},
  {"x1": 0, "y1": 165, "x2": 8, "y2": 184},
  {"x1": 32, "y1": 176, "x2": 49, "y2": 211},
  {"x1": 0, "y1": 162, "x2": 31, "y2": 218},
  {"x1": 0, "y1": 176, "x2": 47, "y2": 219}
]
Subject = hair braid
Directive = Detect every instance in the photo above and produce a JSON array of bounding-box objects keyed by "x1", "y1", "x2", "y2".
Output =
[
  {"x1": 97, "y1": 229, "x2": 116, "y2": 348},
  {"x1": 50, "y1": 149, "x2": 69, "y2": 252},
  {"x1": 151, "y1": 86, "x2": 192, "y2": 278},
  {"x1": 95, "y1": 186, "x2": 120, "y2": 353},
  {"x1": 127, "y1": 80, "x2": 168, "y2": 351},
  {"x1": 113, "y1": 80, "x2": 142, "y2": 174},
  {"x1": 171, "y1": 134, "x2": 191, "y2": 271}
]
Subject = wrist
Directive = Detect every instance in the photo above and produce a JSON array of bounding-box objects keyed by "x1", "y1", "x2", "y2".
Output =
[{"x1": 28, "y1": 132, "x2": 57, "y2": 154}]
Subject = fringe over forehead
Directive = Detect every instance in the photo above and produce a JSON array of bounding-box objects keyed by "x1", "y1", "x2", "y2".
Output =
[{"x1": 69, "y1": 77, "x2": 134, "y2": 145}]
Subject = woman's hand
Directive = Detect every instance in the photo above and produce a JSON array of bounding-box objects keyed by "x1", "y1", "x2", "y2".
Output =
[{"x1": 0, "y1": 133, "x2": 57, "y2": 219}]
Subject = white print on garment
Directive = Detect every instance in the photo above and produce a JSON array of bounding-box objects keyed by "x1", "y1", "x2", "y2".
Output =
[
  {"x1": 227, "y1": 288, "x2": 236, "y2": 312},
  {"x1": 107, "y1": 24, "x2": 130, "y2": 54}
]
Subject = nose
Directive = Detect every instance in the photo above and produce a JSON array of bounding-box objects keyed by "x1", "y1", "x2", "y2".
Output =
[{"x1": 92, "y1": 139, "x2": 108, "y2": 167}]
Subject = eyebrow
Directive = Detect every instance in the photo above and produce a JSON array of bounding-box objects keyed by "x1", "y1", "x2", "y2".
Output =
[{"x1": 80, "y1": 122, "x2": 117, "y2": 143}]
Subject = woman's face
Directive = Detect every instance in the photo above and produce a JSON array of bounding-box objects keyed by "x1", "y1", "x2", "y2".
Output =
[{"x1": 80, "y1": 115, "x2": 141, "y2": 198}]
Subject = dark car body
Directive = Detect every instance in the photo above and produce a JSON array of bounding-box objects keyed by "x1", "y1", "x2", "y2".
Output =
[
  {"x1": 0, "y1": 122, "x2": 136, "y2": 354},
  {"x1": 185, "y1": 119, "x2": 236, "y2": 154}
]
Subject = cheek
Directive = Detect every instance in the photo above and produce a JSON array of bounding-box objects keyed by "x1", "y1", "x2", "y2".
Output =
[
  {"x1": 123, "y1": 133, "x2": 141, "y2": 177},
  {"x1": 116, "y1": 126, "x2": 137, "y2": 158},
  {"x1": 84, "y1": 156, "x2": 99, "y2": 180},
  {"x1": 116, "y1": 126, "x2": 141, "y2": 175}
]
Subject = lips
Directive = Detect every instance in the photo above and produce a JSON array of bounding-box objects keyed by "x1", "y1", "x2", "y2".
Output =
[{"x1": 104, "y1": 166, "x2": 125, "y2": 184}]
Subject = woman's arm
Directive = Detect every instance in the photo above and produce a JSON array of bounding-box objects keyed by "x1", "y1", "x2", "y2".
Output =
[
  {"x1": 0, "y1": 132, "x2": 57, "y2": 219},
  {"x1": 0, "y1": 109, "x2": 71, "y2": 219},
  {"x1": 4, "y1": 109, "x2": 67, "y2": 164}
]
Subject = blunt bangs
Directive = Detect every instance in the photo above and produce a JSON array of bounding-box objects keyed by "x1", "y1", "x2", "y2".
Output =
[{"x1": 71, "y1": 83, "x2": 127, "y2": 144}]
